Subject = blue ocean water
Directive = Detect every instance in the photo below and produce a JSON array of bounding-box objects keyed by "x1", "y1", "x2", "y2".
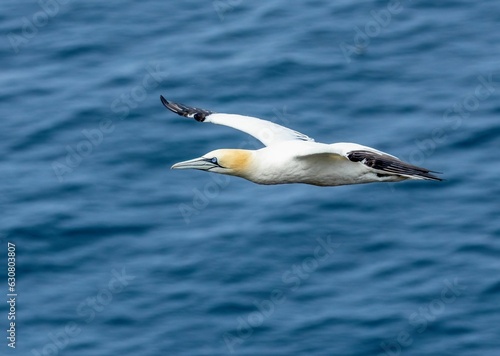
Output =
[{"x1": 1, "y1": 0, "x2": 500, "y2": 355}]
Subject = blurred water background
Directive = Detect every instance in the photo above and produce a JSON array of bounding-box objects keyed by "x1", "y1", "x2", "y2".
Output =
[{"x1": 1, "y1": 0, "x2": 500, "y2": 355}]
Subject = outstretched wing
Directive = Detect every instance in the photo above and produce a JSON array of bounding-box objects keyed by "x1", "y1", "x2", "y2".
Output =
[
  {"x1": 296, "y1": 142, "x2": 442, "y2": 181},
  {"x1": 160, "y1": 96, "x2": 314, "y2": 146},
  {"x1": 345, "y1": 149, "x2": 442, "y2": 181},
  {"x1": 331, "y1": 143, "x2": 442, "y2": 181}
]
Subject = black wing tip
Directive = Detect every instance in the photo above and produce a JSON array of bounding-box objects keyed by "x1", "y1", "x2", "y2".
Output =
[
  {"x1": 159, "y1": 96, "x2": 212, "y2": 122},
  {"x1": 417, "y1": 172, "x2": 443, "y2": 182},
  {"x1": 407, "y1": 168, "x2": 444, "y2": 181},
  {"x1": 159, "y1": 96, "x2": 185, "y2": 115},
  {"x1": 347, "y1": 150, "x2": 444, "y2": 182}
]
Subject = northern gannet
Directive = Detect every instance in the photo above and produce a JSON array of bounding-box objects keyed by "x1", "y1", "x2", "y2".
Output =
[{"x1": 161, "y1": 96, "x2": 442, "y2": 186}]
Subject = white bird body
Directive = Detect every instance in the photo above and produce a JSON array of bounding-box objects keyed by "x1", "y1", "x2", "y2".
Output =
[
  {"x1": 241, "y1": 141, "x2": 401, "y2": 186},
  {"x1": 161, "y1": 96, "x2": 442, "y2": 186}
]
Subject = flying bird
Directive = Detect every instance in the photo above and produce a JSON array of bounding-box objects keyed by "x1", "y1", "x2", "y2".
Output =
[{"x1": 161, "y1": 96, "x2": 442, "y2": 186}]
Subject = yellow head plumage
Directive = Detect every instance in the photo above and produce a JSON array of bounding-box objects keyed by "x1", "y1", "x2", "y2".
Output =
[
  {"x1": 204, "y1": 149, "x2": 253, "y2": 176},
  {"x1": 171, "y1": 149, "x2": 254, "y2": 179}
]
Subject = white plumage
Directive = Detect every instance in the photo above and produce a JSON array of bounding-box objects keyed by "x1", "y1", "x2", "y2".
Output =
[{"x1": 161, "y1": 96, "x2": 442, "y2": 186}]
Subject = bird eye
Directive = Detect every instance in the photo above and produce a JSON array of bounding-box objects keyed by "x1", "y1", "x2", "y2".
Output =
[{"x1": 211, "y1": 157, "x2": 218, "y2": 164}]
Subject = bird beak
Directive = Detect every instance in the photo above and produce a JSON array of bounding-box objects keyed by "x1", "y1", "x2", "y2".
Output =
[{"x1": 171, "y1": 157, "x2": 217, "y2": 171}]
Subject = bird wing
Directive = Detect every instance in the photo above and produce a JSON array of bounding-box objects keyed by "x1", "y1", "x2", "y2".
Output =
[
  {"x1": 296, "y1": 142, "x2": 442, "y2": 181},
  {"x1": 160, "y1": 96, "x2": 314, "y2": 146},
  {"x1": 344, "y1": 149, "x2": 442, "y2": 181}
]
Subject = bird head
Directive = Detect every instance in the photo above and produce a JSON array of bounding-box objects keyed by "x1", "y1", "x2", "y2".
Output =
[{"x1": 171, "y1": 149, "x2": 254, "y2": 177}]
